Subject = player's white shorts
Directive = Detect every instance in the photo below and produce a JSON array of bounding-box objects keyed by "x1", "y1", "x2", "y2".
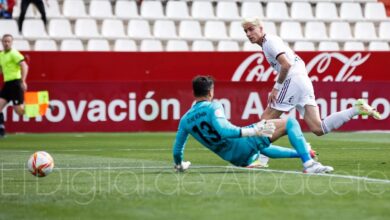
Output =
[{"x1": 270, "y1": 73, "x2": 317, "y2": 116}]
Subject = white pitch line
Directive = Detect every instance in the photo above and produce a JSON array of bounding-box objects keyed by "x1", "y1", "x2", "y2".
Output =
[{"x1": 2, "y1": 165, "x2": 390, "y2": 184}]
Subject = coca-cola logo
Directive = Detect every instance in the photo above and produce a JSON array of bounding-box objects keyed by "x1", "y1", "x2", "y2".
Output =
[{"x1": 232, "y1": 52, "x2": 370, "y2": 82}]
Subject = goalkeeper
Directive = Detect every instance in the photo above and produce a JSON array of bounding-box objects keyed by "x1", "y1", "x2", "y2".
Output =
[{"x1": 173, "y1": 75, "x2": 333, "y2": 174}]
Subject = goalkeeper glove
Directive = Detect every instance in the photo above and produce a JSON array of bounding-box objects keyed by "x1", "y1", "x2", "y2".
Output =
[{"x1": 254, "y1": 120, "x2": 276, "y2": 138}]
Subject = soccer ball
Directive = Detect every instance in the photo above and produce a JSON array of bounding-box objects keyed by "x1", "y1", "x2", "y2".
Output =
[{"x1": 27, "y1": 151, "x2": 55, "y2": 177}]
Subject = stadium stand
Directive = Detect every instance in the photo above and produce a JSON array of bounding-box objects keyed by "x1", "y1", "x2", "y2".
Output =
[{"x1": 3, "y1": 0, "x2": 390, "y2": 51}]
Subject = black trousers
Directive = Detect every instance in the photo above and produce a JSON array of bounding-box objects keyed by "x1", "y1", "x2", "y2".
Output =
[{"x1": 18, "y1": 0, "x2": 47, "y2": 32}]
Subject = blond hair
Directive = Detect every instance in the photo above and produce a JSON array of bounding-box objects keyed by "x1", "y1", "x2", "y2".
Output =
[{"x1": 241, "y1": 17, "x2": 263, "y2": 28}]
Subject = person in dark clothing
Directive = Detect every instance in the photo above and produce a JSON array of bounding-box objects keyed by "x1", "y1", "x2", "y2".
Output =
[{"x1": 18, "y1": 0, "x2": 47, "y2": 32}]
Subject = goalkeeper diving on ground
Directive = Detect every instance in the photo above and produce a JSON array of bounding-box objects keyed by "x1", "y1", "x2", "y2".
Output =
[{"x1": 172, "y1": 75, "x2": 333, "y2": 174}]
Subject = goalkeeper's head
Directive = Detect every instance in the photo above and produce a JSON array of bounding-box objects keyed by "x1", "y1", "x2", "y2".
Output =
[{"x1": 192, "y1": 75, "x2": 215, "y2": 100}]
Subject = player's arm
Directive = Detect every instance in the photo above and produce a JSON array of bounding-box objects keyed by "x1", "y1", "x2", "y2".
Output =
[
  {"x1": 172, "y1": 120, "x2": 191, "y2": 171},
  {"x1": 20, "y1": 61, "x2": 28, "y2": 91}
]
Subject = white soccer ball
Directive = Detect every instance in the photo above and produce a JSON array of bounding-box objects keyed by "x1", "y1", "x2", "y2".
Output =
[{"x1": 27, "y1": 151, "x2": 55, "y2": 177}]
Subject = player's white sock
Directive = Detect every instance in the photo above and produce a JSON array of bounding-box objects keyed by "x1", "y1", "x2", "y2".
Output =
[{"x1": 321, "y1": 108, "x2": 358, "y2": 134}]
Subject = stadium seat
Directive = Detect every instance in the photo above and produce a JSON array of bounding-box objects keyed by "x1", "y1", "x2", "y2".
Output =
[
  {"x1": 204, "y1": 21, "x2": 228, "y2": 40},
  {"x1": 49, "y1": 19, "x2": 74, "y2": 39},
  {"x1": 291, "y1": 2, "x2": 313, "y2": 20},
  {"x1": 379, "y1": 22, "x2": 390, "y2": 40},
  {"x1": 329, "y1": 22, "x2": 353, "y2": 41},
  {"x1": 354, "y1": 22, "x2": 377, "y2": 40},
  {"x1": 216, "y1": 2, "x2": 239, "y2": 19},
  {"x1": 294, "y1": 41, "x2": 315, "y2": 51},
  {"x1": 266, "y1": 2, "x2": 289, "y2": 20},
  {"x1": 263, "y1": 22, "x2": 277, "y2": 35},
  {"x1": 340, "y1": 3, "x2": 363, "y2": 20},
  {"x1": 102, "y1": 19, "x2": 126, "y2": 39},
  {"x1": 114, "y1": 39, "x2": 137, "y2": 51},
  {"x1": 179, "y1": 20, "x2": 202, "y2": 40},
  {"x1": 13, "y1": 40, "x2": 31, "y2": 51},
  {"x1": 305, "y1": 22, "x2": 327, "y2": 40},
  {"x1": 115, "y1": 0, "x2": 138, "y2": 19},
  {"x1": 0, "y1": 20, "x2": 22, "y2": 39},
  {"x1": 140, "y1": 40, "x2": 163, "y2": 51},
  {"x1": 34, "y1": 40, "x2": 57, "y2": 51},
  {"x1": 128, "y1": 20, "x2": 152, "y2": 38},
  {"x1": 140, "y1": 1, "x2": 164, "y2": 19},
  {"x1": 60, "y1": 39, "x2": 84, "y2": 51},
  {"x1": 166, "y1": 1, "x2": 189, "y2": 19},
  {"x1": 63, "y1": 0, "x2": 87, "y2": 18},
  {"x1": 46, "y1": 0, "x2": 61, "y2": 18},
  {"x1": 316, "y1": 2, "x2": 338, "y2": 20},
  {"x1": 89, "y1": 0, "x2": 113, "y2": 19},
  {"x1": 368, "y1": 41, "x2": 390, "y2": 51},
  {"x1": 87, "y1": 40, "x2": 110, "y2": 51},
  {"x1": 241, "y1": 2, "x2": 264, "y2": 18},
  {"x1": 22, "y1": 19, "x2": 48, "y2": 39},
  {"x1": 365, "y1": 2, "x2": 387, "y2": 19},
  {"x1": 192, "y1": 40, "x2": 214, "y2": 51},
  {"x1": 192, "y1": 1, "x2": 215, "y2": 19},
  {"x1": 166, "y1": 40, "x2": 189, "y2": 51},
  {"x1": 243, "y1": 41, "x2": 261, "y2": 51},
  {"x1": 229, "y1": 21, "x2": 247, "y2": 41},
  {"x1": 75, "y1": 19, "x2": 100, "y2": 39},
  {"x1": 153, "y1": 20, "x2": 177, "y2": 39},
  {"x1": 318, "y1": 42, "x2": 340, "y2": 51},
  {"x1": 344, "y1": 42, "x2": 365, "y2": 51},
  {"x1": 217, "y1": 41, "x2": 240, "y2": 51},
  {"x1": 280, "y1": 22, "x2": 303, "y2": 41}
]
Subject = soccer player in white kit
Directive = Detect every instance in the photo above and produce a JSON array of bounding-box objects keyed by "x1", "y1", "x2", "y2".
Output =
[{"x1": 242, "y1": 17, "x2": 381, "y2": 136}]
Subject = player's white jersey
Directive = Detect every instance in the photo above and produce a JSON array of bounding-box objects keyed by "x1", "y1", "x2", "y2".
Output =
[{"x1": 262, "y1": 34, "x2": 306, "y2": 76}]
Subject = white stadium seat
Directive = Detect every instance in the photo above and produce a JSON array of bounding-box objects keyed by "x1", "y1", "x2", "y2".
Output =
[
  {"x1": 243, "y1": 41, "x2": 261, "y2": 51},
  {"x1": 266, "y1": 2, "x2": 289, "y2": 20},
  {"x1": 34, "y1": 40, "x2": 57, "y2": 51},
  {"x1": 291, "y1": 2, "x2": 313, "y2": 20},
  {"x1": 0, "y1": 20, "x2": 22, "y2": 38},
  {"x1": 204, "y1": 21, "x2": 228, "y2": 39},
  {"x1": 230, "y1": 21, "x2": 247, "y2": 40},
  {"x1": 179, "y1": 20, "x2": 202, "y2": 39},
  {"x1": 166, "y1": 40, "x2": 189, "y2": 51},
  {"x1": 22, "y1": 19, "x2": 48, "y2": 39},
  {"x1": 318, "y1": 42, "x2": 340, "y2": 51},
  {"x1": 216, "y1": 2, "x2": 239, "y2": 19},
  {"x1": 140, "y1": 40, "x2": 163, "y2": 51},
  {"x1": 63, "y1": 0, "x2": 87, "y2": 18},
  {"x1": 166, "y1": 1, "x2": 189, "y2": 19},
  {"x1": 368, "y1": 42, "x2": 390, "y2": 51},
  {"x1": 87, "y1": 40, "x2": 110, "y2": 51},
  {"x1": 115, "y1": 0, "x2": 138, "y2": 19},
  {"x1": 114, "y1": 40, "x2": 137, "y2": 52},
  {"x1": 13, "y1": 40, "x2": 31, "y2": 51},
  {"x1": 280, "y1": 22, "x2": 303, "y2": 41},
  {"x1": 75, "y1": 19, "x2": 100, "y2": 38},
  {"x1": 340, "y1": 3, "x2": 363, "y2": 20},
  {"x1": 316, "y1": 3, "x2": 338, "y2": 20},
  {"x1": 192, "y1": 1, "x2": 214, "y2": 19},
  {"x1": 89, "y1": 0, "x2": 113, "y2": 19},
  {"x1": 294, "y1": 41, "x2": 315, "y2": 51},
  {"x1": 354, "y1": 22, "x2": 377, "y2": 40},
  {"x1": 140, "y1": 1, "x2": 164, "y2": 19},
  {"x1": 153, "y1": 20, "x2": 177, "y2": 39},
  {"x1": 128, "y1": 20, "x2": 152, "y2": 38},
  {"x1": 60, "y1": 40, "x2": 84, "y2": 51},
  {"x1": 379, "y1": 22, "x2": 390, "y2": 40},
  {"x1": 102, "y1": 19, "x2": 126, "y2": 39},
  {"x1": 46, "y1": 0, "x2": 61, "y2": 18},
  {"x1": 192, "y1": 40, "x2": 214, "y2": 51},
  {"x1": 305, "y1": 22, "x2": 327, "y2": 40},
  {"x1": 217, "y1": 41, "x2": 240, "y2": 51},
  {"x1": 49, "y1": 19, "x2": 74, "y2": 39},
  {"x1": 263, "y1": 22, "x2": 277, "y2": 35},
  {"x1": 330, "y1": 22, "x2": 353, "y2": 41},
  {"x1": 241, "y1": 2, "x2": 264, "y2": 18},
  {"x1": 344, "y1": 42, "x2": 365, "y2": 51},
  {"x1": 365, "y1": 2, "x2": 387, "y2": 19}
]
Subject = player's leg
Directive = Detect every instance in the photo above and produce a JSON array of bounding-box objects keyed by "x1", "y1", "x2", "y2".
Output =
[
  {"x1": 261, "y1": 144, "x2": 300, "y2": 158},
  {"x1": 33, "y1": 0, "x2": 47, "y2": 26},
  {"x1": 18, "y1": 0, "x2": 31, "y2": 32},
  {"x1": 0, "y1": 98, "x2": 8, "y2": 137},
  {"x1": 260, "y1": 106, "x2": 283, "y2": 120}
]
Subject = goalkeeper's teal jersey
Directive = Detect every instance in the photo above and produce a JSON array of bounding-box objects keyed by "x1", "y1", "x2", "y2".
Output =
[{"x1": 172, "y1": 100, "x2": 270, "y2": 167}]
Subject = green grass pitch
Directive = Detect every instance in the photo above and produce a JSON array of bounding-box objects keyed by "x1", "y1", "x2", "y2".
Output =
[{"x1": 0, "y1": 132, "x2": 390, "y2": 220}]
